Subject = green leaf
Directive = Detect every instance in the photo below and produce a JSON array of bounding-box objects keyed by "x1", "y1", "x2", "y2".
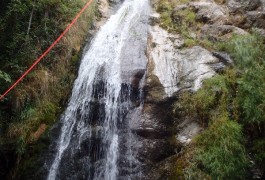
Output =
[{"x1": 0, "y1": 70, "x2": 11, "y2": 83}]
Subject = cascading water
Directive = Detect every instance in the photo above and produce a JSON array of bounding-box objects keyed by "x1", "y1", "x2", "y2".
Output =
[{"x1": 46, "y1": 0, "x2": 150, "y2": 179}]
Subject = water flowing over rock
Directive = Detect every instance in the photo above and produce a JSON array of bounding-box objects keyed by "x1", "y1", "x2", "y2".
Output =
[
  {"x1": 45, "y1": 0, "x2": 150, "y2": 179},
  {"x1": 40, "y1": 0, "x2": 249, "y2": 179}
]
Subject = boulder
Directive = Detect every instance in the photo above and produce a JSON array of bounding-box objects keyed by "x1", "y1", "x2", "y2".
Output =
[
  {"x1": 148, "y1": 25, "x2": 225, "y2": 94},
  {"x1": 247, "y1": 0, "x2": 262, "y2": 11},
  {"x1": 200, "y1": 24, "x2": 248, "y2": 40},
  {"x1": 212, "y1": 51, "x2": 234, "y2": 65},
  {"x1": 177, "y1": 118, "x2": 203, "y2": 144},
  {"x1": 189, "y1": 0, "x2": 229, "y2": 24},
  {"x1": 246, "y1": 11, "x2": 265, "y2": 28},
  {"x1": 227, "y1": 0, "x2": 262, "y2": 12},
  {"x1": 149, "y1": 13, "x2": 160, "y2": 26}
]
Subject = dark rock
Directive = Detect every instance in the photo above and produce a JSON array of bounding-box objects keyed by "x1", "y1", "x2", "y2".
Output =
[
  {"x1": 200, "y1": 24, "x2": 248, "y2": 40},
  {"x1": 137, "y1": 139, "x2": 177, "y2": 163},
  {"x1": 108, "y1": 0, "x2": 122, "y2": 4},
  {"x1": 227, "y1": 0, "x2": 262, "y2": 12},
  {"x1": 131, "y1": 69, "x2": 146, "y2": 88},
  {"x1": 246, "y1": 11, "x2": 265, "y2": 28},
  {"x1": 210, "y1": 62, "x2": 226, "y2": 73},
  {"x1": 212, "y1": 51, "x2": 234, "y2": 66},
  {"x1": 149, "y1": 13, "x2": 160, "y2": 26},
  {"x1": 132, "y1": 128, "x2": 172, "y2": 139},
  {"x1": 188, "y1": 1, "x2": 229, "y2": 25},
  {"x1": 247, "y1": 0, "x2": 262, "y2": 11},
  {"x1": 227, "y1": 14, "x2": 247, "y2": 28}
]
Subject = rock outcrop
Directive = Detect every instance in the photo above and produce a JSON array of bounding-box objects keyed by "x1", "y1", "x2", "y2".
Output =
[
  {"x1": 189, "y1": 0, "x2": 229, "y2": 24},
  {"x1": 134, "y1": 5, "x2": 234, "y2": 177},
  {"x1": 137, "y1": 0, "x2": 265, "y2": 178}
]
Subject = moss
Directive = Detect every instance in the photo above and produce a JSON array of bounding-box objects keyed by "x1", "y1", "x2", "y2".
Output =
[
  {"x1": 157, "y1": 0, "x2": 173, "y2": 12},
  {"x1": 199, "y1": 38, "x2": 214, "y2": 50},
  {"x1": 71, "y1": 54, "x2": 80, "y2": 66},
  {"x1": 170, "y1": 158, "x2": 186, "y2": 179},
  {"x1": 157, "y1": 0, "x2": 175, "y2": 31},
  {"x1": 184, "y1": 38, "x2": 196, "y2": 47},
  {"x1": 154, "y1": 155, "x2": 186, "y2": 180}
]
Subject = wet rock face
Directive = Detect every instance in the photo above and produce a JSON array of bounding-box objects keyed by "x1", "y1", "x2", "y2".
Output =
[
  {"x1": 148, "y1": 25, "x2": 221, "y2": 93},
  {"x1": 176, "y1": 118, "x2": 203, "y2": 144},
  {"x1": 141, "y1": 0, "x2": 265, "y2": 178},
  {"x1": 134, "y1": 10, "x2": 229, "y2": 178},
  {"x1": 98, "y1": 0, "x2": 110, "y2": 18},
  {"x1": 108, "y1": 0, "x2": 123, "y2": 4}
]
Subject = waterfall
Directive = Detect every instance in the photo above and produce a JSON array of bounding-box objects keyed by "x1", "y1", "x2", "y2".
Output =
[{"x1": 47, "y1": 0, "x2": 150, "y2": 179}]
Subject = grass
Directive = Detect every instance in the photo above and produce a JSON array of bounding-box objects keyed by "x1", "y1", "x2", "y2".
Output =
[
  {"x1": 0, "y1": 0, "x2": 98, "y2": 178},
  {"x1": 156, "y1": 0, "x2": 215, "y2": 49},
  {"x1": 174, "y1": 34, "x2": 265, "y2": 178},
  {"x1": 156, "y1": 0, "x2": 265, "y2": 178},
  {"x1": 219, "y1": 34, "x2": 265, "y2": 125},
  {"x1": 194, "y1": 117, "x2": 248, "y2": 179}
]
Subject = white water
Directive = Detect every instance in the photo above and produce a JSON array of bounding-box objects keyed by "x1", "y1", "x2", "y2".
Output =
[{"x1": 47, "y1": 0, "x2": 150, "y2": 179}]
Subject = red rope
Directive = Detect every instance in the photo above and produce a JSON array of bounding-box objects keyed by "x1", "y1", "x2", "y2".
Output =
[{"x1": 0, "y1": 0, "x2": 94, "y2": 101}]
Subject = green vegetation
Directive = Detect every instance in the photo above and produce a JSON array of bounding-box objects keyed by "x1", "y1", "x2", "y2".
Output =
[
  {"x1": 220, "y1": 35, "x2": 265, "y2": 125},
  {"x1": 0, "y1": 0, "x2": 98, "y2": 178},
  {"x1": 195, "y1": 118, "x2": 247, "y2": 179},
  {"x1": 156, "y1": 0, "x2": 265, "y2": 178},
  {"x1": 174, "y1": 34, "x2": 265, "y2": 179},
  {"x1": 156, "y1": 0, "x2": 196, "y2": 34},
  {"x1": 156, "y1": 0, "x2": 214, "y2": 49}
]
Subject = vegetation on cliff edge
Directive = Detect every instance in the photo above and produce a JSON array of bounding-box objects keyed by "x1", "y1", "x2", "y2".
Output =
[
  {"x1": 156, "y1": 0, "x2": 265, "y2": 179},
  {"x1": 0, "y1": 0, "x2": 98, "y2": 178}
]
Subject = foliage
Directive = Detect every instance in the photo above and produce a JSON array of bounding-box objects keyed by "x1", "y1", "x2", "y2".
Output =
[
  {"x1": 156, "y1": 0, "x2": 214, "y2": 49},
  {"x1": 158, "y1": 0, "x2": 264, "y2": 178},
  {"x1": 175, "y1": 73, "x2": 233, "y2": 125},
  {"x1": 195, "y1": 117, "x2": 248, "y2": 179},
  {"x1": 0, "y1": 0, "x2": 98, "y2": 178},
  {"x1": 222, "y1": 35, "x2": 265, "y2": 125},
  {"x1": 184, "y1": 38, "x2": 196, "y2": 48},
  {"x1": 156, "y1": 0, "x2": 195, "y2": 33},
  {"x1": 252, "y1": 139, "x2": 265, "y2": 169},
  {"x1": 175, "y1": 34, "x2": 265, "y2": 178},
  {"x1": 156, "y1": 0, "x2": 175, "y2": 31},
  {"x1": 0, "y1": 71, "x2": 11, "y2": 83}
]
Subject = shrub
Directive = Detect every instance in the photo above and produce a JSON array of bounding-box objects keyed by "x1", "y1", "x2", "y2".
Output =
[
  {"x1": 252, "y1": 139, "x2": 265, "y2": 169},
  {"x1": 175, "y1": 74, "x2": 231, "y2": 125},
  {"x1": 223, "y1": 35, "x2": 265, "y2": 125},
  {"x1": 194, "y1": 117, "x2": 248, "y2": 179}
]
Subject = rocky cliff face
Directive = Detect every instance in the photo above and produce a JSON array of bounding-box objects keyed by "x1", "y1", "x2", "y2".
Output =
[{"x1": 136, "y1": 0, "x2": 265, "y2": 179}]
